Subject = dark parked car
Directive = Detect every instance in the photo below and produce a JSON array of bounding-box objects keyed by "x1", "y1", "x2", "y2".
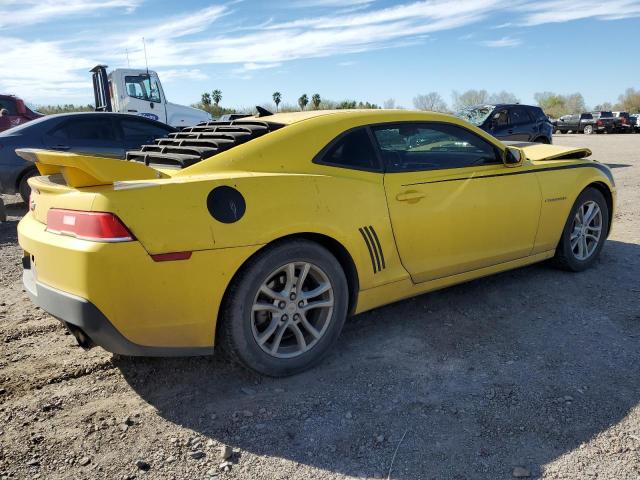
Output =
[
  {"x1": 555, "y1": 112, "x2": 616, "y2": 134},
  {"x1": 0, "y1": 94, "x2": 42, "y2": 132},
  {"x1": 631, "y1": 114, "x2": 639, "y2": 132},
  {"x1": 0, "y1": 112, "x2": 175, "y2": 202},
  {"x1": 612, "y1": 111, "x2": 633, "y2": 133},
  {"x1": 455, "y1": 104, "x2": 553, "y2": 143}
]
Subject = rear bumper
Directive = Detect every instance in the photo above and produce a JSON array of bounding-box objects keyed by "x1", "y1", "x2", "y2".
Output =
[
  {"x1": 18, "y1": 212, "x2": 262, "y2": 353},
  {"x1": 23, "y1": 265, "x2": 213, "y2": 356}
]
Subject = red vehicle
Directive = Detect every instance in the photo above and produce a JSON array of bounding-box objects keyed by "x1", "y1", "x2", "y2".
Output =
[{"x1": 0, "y1": 95, "x2": 42, "y2": 132}]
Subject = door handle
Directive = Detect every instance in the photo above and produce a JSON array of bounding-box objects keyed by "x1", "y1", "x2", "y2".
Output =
[{"x1": 396, "y1": 191, "x2": 425, "y2": 202}]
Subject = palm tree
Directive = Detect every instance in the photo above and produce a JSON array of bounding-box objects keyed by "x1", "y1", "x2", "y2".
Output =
[
  {"x1": 211, "y1": 89, "x2": 222, "y2": 107},
  {"x1": 201, "y1": 92, "x2": 211, "y2": 108},
  {"x1": 272, "y1": 92, "x2": 282, "y2": 112},
  {"x1": 311, "y1": 93, "x2": 321, "y2": 110},
  {"x1": 298, "y1": 94, "x2": 309, "y2": 111}
]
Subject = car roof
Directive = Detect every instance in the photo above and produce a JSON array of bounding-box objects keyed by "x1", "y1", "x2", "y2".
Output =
[{"x1": 244, "y1": 109, "x2": 458, "y2": 126}]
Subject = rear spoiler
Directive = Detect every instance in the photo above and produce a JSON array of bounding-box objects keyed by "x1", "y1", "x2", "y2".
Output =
[
  {"x1": 16, "y1": 149, "x2": 168, "y2": 188},
  {"x1": 507, "y1": 143, "x2": 592, "y2": 162}
]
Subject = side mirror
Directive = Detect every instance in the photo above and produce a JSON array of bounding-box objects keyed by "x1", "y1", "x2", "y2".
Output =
[{"x1": 503, "y1": 146, "x2": 524, "y2": 167}]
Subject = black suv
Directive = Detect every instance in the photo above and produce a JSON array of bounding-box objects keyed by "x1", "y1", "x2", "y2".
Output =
[{"x1": 455, "y1": 104, "x2": 553, "y2": 143}]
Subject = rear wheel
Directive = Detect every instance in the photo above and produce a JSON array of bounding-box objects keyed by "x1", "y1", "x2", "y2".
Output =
[
  {"x1": 218, "y1": 239, "x2": 349, "y2": 376},
  {"x1": 534, "y1": 136, "x2": 550, "y2": 144},
  {"x1": 18, "y1": 170, "x2": 37, "y2": 204},
  {"x1": 553, "y1": 188, "x2": 609, "y2": 272},
  {"x1": 583, "y1": 125, "x2": 594, "y2": 135}
]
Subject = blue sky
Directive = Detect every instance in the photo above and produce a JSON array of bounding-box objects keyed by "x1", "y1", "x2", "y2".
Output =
[{"x1": 1, "y1": 0, "x2": 639, "y2": 110}]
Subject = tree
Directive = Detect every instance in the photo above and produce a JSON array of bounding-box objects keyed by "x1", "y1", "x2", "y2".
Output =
[
  {"x1": 534, "y1": 91, "x2": 586, "y2": 118},
  {"x1": 451, "y1": 89, "x2": 489, "y2": 110},
  {"x1": 298, "y1": 94, "x2": 309, "y2": 111},
  {"x1": 201, "y1": 92, "x2": 211, "y2": 107},
  {"x1": 617, "y1": 88, "x2": 640, "y2": 113},
  {"x1": 488, "y1": 90, "x2": 520, "y2": 104},
  {"x1": 564, "y1": 93, "x2": 586, "y2": 114},
  {"x1": 593, "y1": 102, "x2": 613, "y2": 111},
  {"x1": 211, "y1": 89, "x2": 222, "y2": 107},
  {"x1": 311, "y1": 93, "x2": 321, "y2": 110},
  {"x1": 272, "y1": 92, "x2": 282, "y2": 112},
  {"x1": 413, "y1": 92, "x2": 448, "y2": 112},
  {"x1": 383, "y1": 98, "x2": 396, "y2": 109}
]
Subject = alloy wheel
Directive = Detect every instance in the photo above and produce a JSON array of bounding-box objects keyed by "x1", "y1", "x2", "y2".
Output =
[
  {"x1": 570, "y1": 200, "x2": 602, "y2": 261},
  {"x1": 251, "y1": 262, "x2": 334, "y2": 358}
]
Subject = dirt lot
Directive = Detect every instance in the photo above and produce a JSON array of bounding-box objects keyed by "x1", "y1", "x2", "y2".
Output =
[{"x1": 1, "y1": 134, "x2": 639, "y2": 480}]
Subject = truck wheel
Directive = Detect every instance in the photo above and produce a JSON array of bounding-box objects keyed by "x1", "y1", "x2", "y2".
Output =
[
  {"x1": 553, "y1": 188, "x2": 609, "y2": 272},
  {"x1": 583, "y1": 125, "x2": 593, "y2": 135},
  {"x1": 218, "y1": 239, "x2": 349, "y2": 376}
]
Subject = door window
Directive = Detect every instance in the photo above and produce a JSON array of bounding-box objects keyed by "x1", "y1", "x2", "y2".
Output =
[
  {"x1": 509, "y1": 107, "x2": 532, "y2": 125},
  {"x1": 125, "y1": 76, "x2": 161, "y2": 103},
  {"x1": 120, "y1": 118, "x2": 171, "y2": 141},
  {"x1": 373, "y1": 123, "x2": 500, "y2": 172},
  {"x1": 493, "y1": 110, "x2": 509, "y2": 127},
  {"x1": 0, "y1": 99, "x2": 17, "y2": 115},
  {"x1": 315, "y1": 127, "x2": 380, "y2": 171},
  {"x1": 49, "y1": 118, "x2": 117, "y2": 141}
]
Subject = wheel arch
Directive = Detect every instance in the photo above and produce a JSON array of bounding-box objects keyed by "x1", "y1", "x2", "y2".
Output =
[
  {"x1": 16, "y1": 164, "x2": 38, "y2": 191},
  {"x1": 215, "y1": 232, "x2": 360, "y2": 342},
  {"x1": 585, "y1": 181, "x2": 614, "y2": 234}
]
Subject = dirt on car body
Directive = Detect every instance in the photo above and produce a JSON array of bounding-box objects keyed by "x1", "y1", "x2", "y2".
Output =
[{"x1": 1, "y1": 134, "x2": 639, "y2": 480}]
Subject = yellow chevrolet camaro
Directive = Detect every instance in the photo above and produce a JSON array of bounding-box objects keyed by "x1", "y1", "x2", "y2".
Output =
[{"x1": 17, "y1": 110, "x2": 615, "y2": 376}]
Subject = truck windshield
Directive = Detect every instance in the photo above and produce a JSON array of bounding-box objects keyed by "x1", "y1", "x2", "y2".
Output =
[
  {"x1": 454, "y1": 106, "x2": 495, "y2": 126},
  {"x1": 125, "y1": 75, "x2": 161, "y2": 103}
]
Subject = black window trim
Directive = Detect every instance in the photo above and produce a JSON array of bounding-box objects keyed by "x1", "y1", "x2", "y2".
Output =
[
  {"x1": 369, "y1": 120, "x2": 504, "y2": 174},
  {"x1": 312, "y1": 126, "x2": 384, "y2": 173}
]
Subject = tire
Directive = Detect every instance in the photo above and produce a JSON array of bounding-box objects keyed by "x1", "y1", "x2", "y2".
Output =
[
  {"x1": 583, "y1": 125, "x2": 593, "y2": 135},
  {"x1": 218, "y1": 239, "x2": 349, "y2": 376},
  {"x1": 534, "y1": 136, "x2": 550, "y2": 144},
  {"x1": 553, "y1": 188, "x2": 609, "y2": 272},
  {"x1": 18, "y1": 170, "x2": 37, "y2": 204}
]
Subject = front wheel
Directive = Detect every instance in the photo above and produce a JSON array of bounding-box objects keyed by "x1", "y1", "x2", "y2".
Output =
[
  {"x1": 218, "y1": 240, "x2": 349, "y2": 376},
  {"x1": 553, "y1": 188, "x2": 609, "y2": 272}
]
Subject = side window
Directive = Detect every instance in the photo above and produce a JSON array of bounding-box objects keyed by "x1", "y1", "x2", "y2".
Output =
[
  {"x1": 316, "y1": 128, "x2": 379, "y2": 171},
  {"x1": 373, "y1": 123, "x2": 500, "y2": 172},
  {"x1": 510, "y1": 107, "x2": 532, "y2": 125},
  {"x1": 50, "y1": 118, "x2": 117, "y2": 142},
  {"x1": 121, "y1": 118, "x2": 171, "y2": 141},
  {"x1": 0, "y1": 99, "x2": 17, "y2": 115},
  {"x1": 124, "y1": 76, "x2": 161, "y2": 103},
  {"x1": 493, "y1": 109, "x2": 509, "y2": 127}
]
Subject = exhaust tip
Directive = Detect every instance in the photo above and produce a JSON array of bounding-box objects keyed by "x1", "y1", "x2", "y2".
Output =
[{"x1": 64, "y1": 323, "x2": 96, "y2": 350}]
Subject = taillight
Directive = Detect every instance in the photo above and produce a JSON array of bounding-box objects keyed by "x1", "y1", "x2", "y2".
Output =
[
  {"x1": 621, "y1": 117, "x2": 627, "y2": 124},
  {"x1": 46, "y1": 209, "x2": 134, "y2": 242},
  {"x1": 597, "y1": 120, "x2": 603, "y2": 126}
]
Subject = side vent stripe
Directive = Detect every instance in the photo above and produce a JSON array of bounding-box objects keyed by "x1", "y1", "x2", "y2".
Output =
[
  {"x1": 359, "y1": 225, "x2": 386, "y2": 274},
  {"x1": 368, "y1": 226, "x2": 386, "y2": 269},
  {"x1": 363, "y1": 227, "x2": 382, "y2": 273},
  {"x1": 359, "y1": 227, "x2": 377, "y2": 273}
]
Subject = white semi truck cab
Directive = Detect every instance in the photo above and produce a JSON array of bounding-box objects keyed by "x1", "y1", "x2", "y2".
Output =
[{"x1": 91, "y1": 65, "x2": 211, "y2": 128}]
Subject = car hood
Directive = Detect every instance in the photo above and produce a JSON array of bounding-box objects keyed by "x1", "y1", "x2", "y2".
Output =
[{"x1": 503, "y1": 142, "x2": 591, "y2": 161}]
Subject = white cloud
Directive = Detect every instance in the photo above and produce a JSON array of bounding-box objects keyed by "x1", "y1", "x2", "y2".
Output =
[
  {"x1": 0, "y1": 0, "x2": 142, "y2": 29},
  {"x1": 517, "y1": 0, "x2": 640, "y2": 25},
  {"x1": 480, "y1": 36, "x2": 522, "y2": 47},
  {"x1": 156, "y1": 69, "x2": 209, "y2": 83}
]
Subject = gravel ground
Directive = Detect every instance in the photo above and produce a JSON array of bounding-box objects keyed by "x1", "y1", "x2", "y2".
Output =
[{"x1": 1, "y1": 134, "x2": 639, "y2": 480}]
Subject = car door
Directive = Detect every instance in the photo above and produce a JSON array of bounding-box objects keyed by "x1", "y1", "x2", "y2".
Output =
[
  {"x1": 43, "y1": 116, "x2": 125, "y2": 158},
  {"x1": 486, "y1": 108, "x2": 516, "y2": 140},
  {"x1": 117, "y1": 117, "x2": 174, "y2": 152},
  {"x1": 378, "y1": 122, "x2": 541, "y2": 284},
  {"x1": 507, "y1": 106, "x2": 535, "y2": 141}
]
